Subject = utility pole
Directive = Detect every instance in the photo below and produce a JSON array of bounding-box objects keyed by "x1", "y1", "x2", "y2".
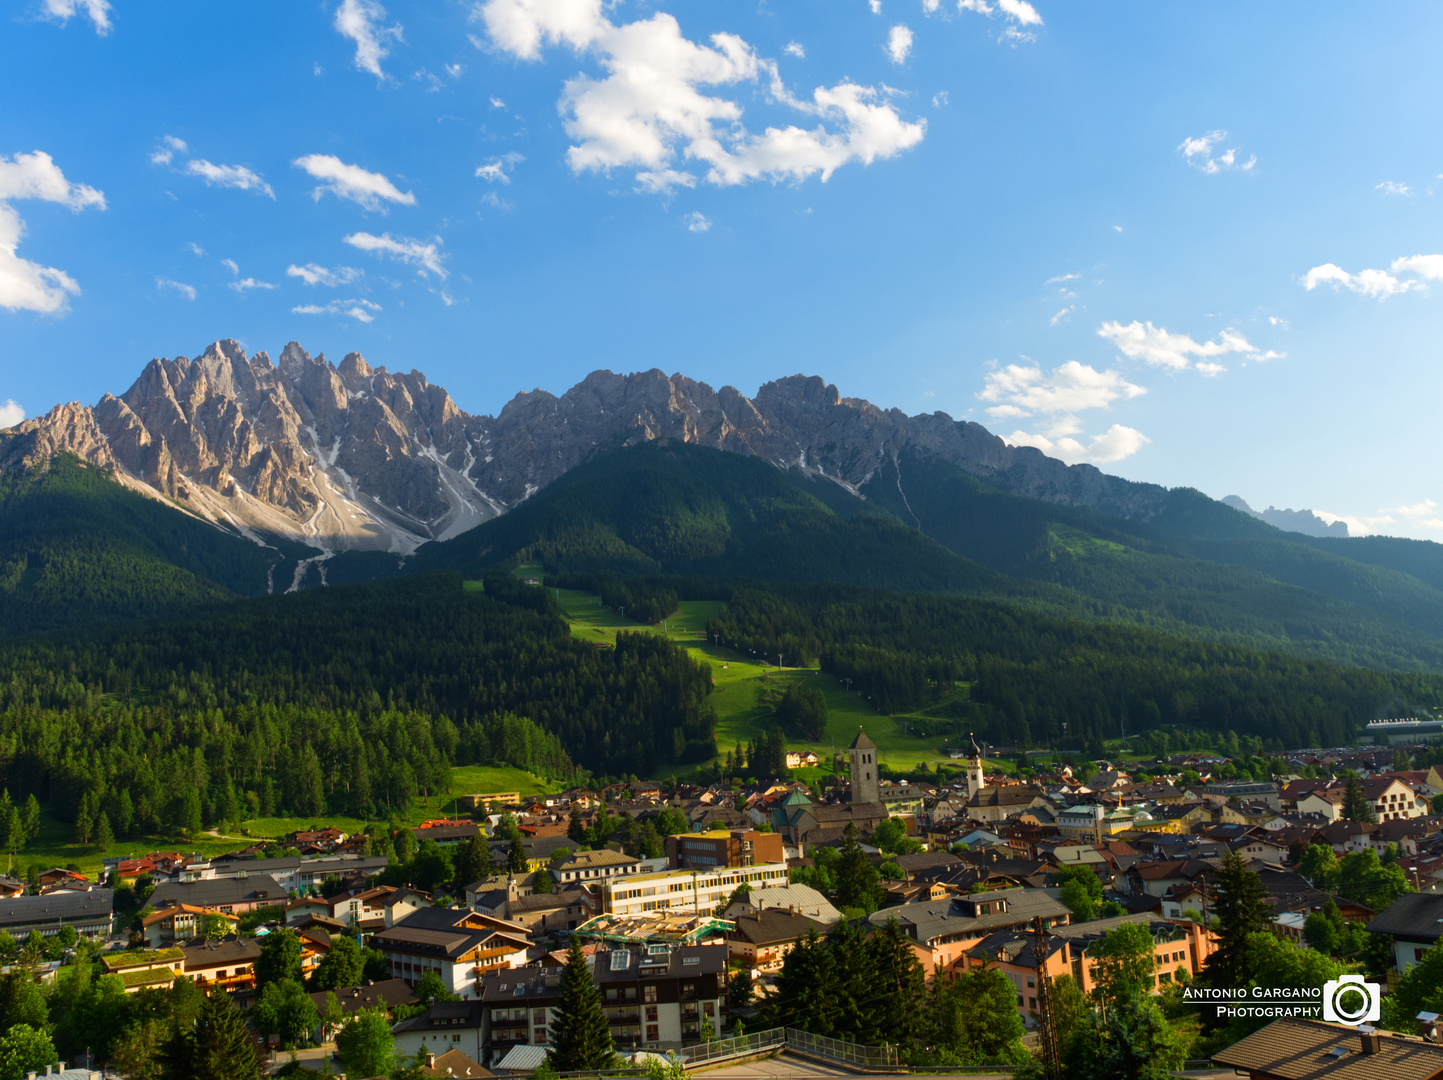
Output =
[
  {"x1": 1032, "y1": 915, "x2": 1061, "y2": 1080},
  {"x1": 841, "y1": 677, "x2": 853, "y2": 694}
]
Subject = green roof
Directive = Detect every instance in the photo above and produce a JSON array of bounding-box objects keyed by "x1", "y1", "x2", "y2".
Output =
[{"x1": 102, "y1": 947, "x2": 185, "y2": 971}]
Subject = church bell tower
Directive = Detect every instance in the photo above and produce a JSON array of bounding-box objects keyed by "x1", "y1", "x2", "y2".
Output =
[
  {"x1": 848, "y1": 727, "x2": 880, "y2": 805},
  {"x1": 966, "y1": 732, "x2": 985, "y2": 800}
]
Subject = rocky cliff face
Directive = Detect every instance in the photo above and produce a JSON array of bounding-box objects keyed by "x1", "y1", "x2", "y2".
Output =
[{"x1": 0, "y1": 340, "x2": 1168, "y2": 552}]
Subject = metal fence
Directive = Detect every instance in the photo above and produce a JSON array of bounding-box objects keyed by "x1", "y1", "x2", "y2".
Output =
[
  {"x1": 683, "y1": 1026, "x2": 787, "y2": 1065},
  {"x1": 677, "y1": 1026, "x2": 899, "y2": 1070},
  {"x1": 784, "y1": 1028, "x2": 900, "y2": 1069}
]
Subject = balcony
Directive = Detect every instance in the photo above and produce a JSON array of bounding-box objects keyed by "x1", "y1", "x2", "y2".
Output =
[{"x1": 606, "y1": 1011, "x2": 641, "y2": 1025}]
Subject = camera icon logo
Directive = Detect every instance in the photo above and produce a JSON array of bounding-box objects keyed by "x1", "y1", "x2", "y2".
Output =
[{"x1": 1322, "y1": 976, "x2": 1381, "y2": 1023}]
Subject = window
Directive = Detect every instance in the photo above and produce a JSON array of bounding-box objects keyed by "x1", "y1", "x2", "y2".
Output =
[
  {"x1": 646, "y1": 1006, "x2": 658, "y2": 1022},
  {"x1": 646, "y1": 1025, "x2": 660, "y2": 1042},
  {"x1": 644, "y1": 985, "x2": 657, "y2": 1003}
]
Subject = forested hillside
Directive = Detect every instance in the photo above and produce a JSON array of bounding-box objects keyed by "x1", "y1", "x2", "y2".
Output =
[
  {"x1": 859, "y1": 448, "x2": 1443, "y2": 670},
  {"x1": 402, "y1": 441, "x2": 1014, "y2": 596},
  {"x1": 0, "y1": 455, "x2": 294, "y2": 634},
  {"x1": 0, "y1": 573, "x2": 713, "y2": 839},
  {"x1": 698, "y1": 580, "x2": 1443, "y2": 751}
]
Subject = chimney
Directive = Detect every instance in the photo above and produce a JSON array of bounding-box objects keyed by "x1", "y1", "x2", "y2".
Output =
[
  {"x1": 426, "y1": 1051, "x2": 437, "y2": 1067},
  {"x1": 1360, "y1": 1030, "x2": 1381, "y2": 1055}
]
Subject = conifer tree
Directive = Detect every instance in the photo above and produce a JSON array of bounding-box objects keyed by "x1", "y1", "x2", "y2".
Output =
[
  {"x1": 835, "y1": 822, "x2": 881, "y2": 913},
  {"x1": 94, "y1": 811, "x2": 114, "y2": 851},
  {"x1": 1342, "y1": 777, "x2": 1376, "y2": 824},
  {"x1": 548, "y1": 938, "x2": 614, "y2": 1072},
  {"x1": 1202, "y1": 852, "x2": 1271, "y2": 993},
  {"x1": 164, "y1": 992, "x2": 261, "y2": 1080},
  {"x1": 568, "y1": 807, "x2": 587, "y2": 844},
  {"x1": 508, "y1": 832, "x2": 530, "y2": 875}
]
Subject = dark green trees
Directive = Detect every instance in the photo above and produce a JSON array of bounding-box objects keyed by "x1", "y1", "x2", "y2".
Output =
[
  {"x1": 548, "y1": 938, "x2": 614, "y2": 1072},
  {"x1": 1202, "y1": 852, "x2": 1271, "y2": 993},
  {"x1": 1342, "y1": 777, "x2": 1376, "y2": 823},
  {"x1": 162, "y1": 992, "x2": 260, "y2": 1080},
  {"x1": 835, "y1": 822, "x2": 882, "y2": 914},
  {"x1": 770, "y1": 919, "x2": 924, "y2": 1046}
]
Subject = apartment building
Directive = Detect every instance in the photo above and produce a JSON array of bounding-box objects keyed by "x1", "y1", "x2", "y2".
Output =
[
  {"x1": 370, "y1": 908, "x2": 531, "y2": 999},
  {"x1": 666, "y1": 830, "x2": 784, "y2": 870},
  {"x1": 592, "y1": 862, "x2": 790, "y2": 918},
  {"x1": 480, "y1": 944, "x2": 726, "y2": 1063}
]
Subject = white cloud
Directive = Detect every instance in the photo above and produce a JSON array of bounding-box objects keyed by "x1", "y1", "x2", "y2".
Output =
[
  {"x1": 886, "y1": 24, "x2": 913, "y2": 63},
  {"x1": 997, "y1": 0, "x2": 1042, "y2": 24},
  {"x1": 1300, "y1": 258, "x2": 1439, "y2": 300},
  {"x1": 1177, "y1": 130, "x2": 1256, "y2": 174},
  {"x1": 187, "y1": 241, "x2": 205, "y2": 257},
  {"x1": 923, "y1": 0, "x2": 941, "y2": 10},
  {"x1": 292, "y1": 297, "x2": 381, "y2": 322},
  {"x1": 1376, "y1": 180, "x2": 1411, "y2": 196},
  {"x1": 184, "y1": 160, "x2": 275, "y2": 198},
  {"x1": 343, "y1": 231, "x2": 446, "y2": 278},
  {"x1": 1317, "y1": 498, "x2": 1443, "y2": 538},
  {"x1": 636, "y1": 169, "x2": 697, "y2": 193},
  {"x1": 932, "y1": 90, "x2": 948, "y2": 107},
  {"x1": 958, "y1": 0, "x2": 1041, "y2": 43},
  {"x1": 150, "y1": 135, "x2": 188, "y2": 166},
  {"x1": 0, "y1": 151, "x2": 105, "y2": 314},
  {"x1": 1391, "y1": 254, "x2": 1443, "y2": 281},
  {"x1": 475, "y1": 152, "x2": 524, "y2": 184},
  {"x1": 683, "y1": 211, "x2": 711, "y2": 232},
  {"x1": 1111, "y1": 224, "x2": 1123, "y2": 233},
  {"x1": 479, "y1": 191, "x2": 513, "y2": 210},
  {"x1": 1005, "y1": 424, "x2": 1150, "y2": 465},
  {"x1": 155, "y1": 277, "x2": 196, "y2": 300},
  {"x1": 227, "y1": 277, "x2": 276, "y2": 293},
  {"x1": 869, "y1": 0, "x2": 882, "y2": 12},
  {"x1": 220, "y1": 257, "x2": 239, "y2": 275},
  {"x1": 473, "y1": 0, "x2": 926, "y2": 191},
  {"x1": 784, "y1": 41, "x2": 805, "y2": 58},
  {"x1": 1045, "y1": 271, "x2": 1078, "y2": 285},
  {"x1": 446, "y1": 63, "x2": 466, "y2": 79},
  {"x1": 0, "y1": 399, "x2": 22, "y2": 428},
  {"x1": 335, "y1": 0, "x2": 403, "y2": 79},
  {"x1": 980, "y1": 359, "x2": 1145, "y2": 423},
  {"x1": 40, "y1": 0, "x2": 111, "y2": 34},
  {"x1": 1097, "y1": 319, "x2": 1277, "y2": 372},
  {"x1": 286, "y1": 263, "x2": 364, "y2": 287},
  {"x1": 1268, "y1": 315, "x2": 1289, "y2": 328},
  {"x1": 0, "y1": 151, "x2": 106, "y2": 210},
  {"x1": 489, "y1": 96, "x2": 507, "y2": 109},
  {"x1": 293, "y1": 154, "x2": 415, "y2": 211},
  {"x1": 1049, "y1": 305, "x2": 1075, "y2": 325}
]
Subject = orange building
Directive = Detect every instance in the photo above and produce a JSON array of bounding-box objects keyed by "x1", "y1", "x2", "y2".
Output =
[{"x1": 960, "y1": 913, "x2": 1218, "y2": 1020}]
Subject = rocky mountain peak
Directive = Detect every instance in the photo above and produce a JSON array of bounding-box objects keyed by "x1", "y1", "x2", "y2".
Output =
[{"x1": 1, "y1": 343, "x2": 1169, "y2": 554}]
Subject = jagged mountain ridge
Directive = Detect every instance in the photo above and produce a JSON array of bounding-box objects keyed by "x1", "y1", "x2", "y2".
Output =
[{"x1": 0, "y1": 338, "x2": 1169, "y2": 552}]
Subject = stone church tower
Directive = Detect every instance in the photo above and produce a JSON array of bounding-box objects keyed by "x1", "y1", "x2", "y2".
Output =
[{"x1": 849, "y1": 727, "x2": 880, "y2": 805}]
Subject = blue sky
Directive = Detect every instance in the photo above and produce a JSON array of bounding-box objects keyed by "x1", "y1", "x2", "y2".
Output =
[{"x1": 3, "y1": 1, "x2": 1442, "y2": 536}]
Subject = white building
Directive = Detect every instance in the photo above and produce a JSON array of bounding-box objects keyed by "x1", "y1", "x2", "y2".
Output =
[{"x1": 596, "y1": 863, "x2": 789, "y2": 918}]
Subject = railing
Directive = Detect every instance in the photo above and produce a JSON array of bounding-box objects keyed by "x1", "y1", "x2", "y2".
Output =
[
  {"x1": 680, "y1": 1027, "x2": 900, "y2": 1070},
  {"x1": 683, "y1": 1028, "x2": 787, "y2": 1065},
  {"x1": 785, "y1": 1028, "x2": 900, "y2": 1069}
]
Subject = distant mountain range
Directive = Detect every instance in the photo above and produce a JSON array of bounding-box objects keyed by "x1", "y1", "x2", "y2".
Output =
[
  {"x1": 1221, "y1": 495, "x2": 1348, "y2": 538},
  {"x1": 8, "y1": 338, "x2": 1443, "y2": 674},
  {"x1": 0, "y1": 338, "x2": 1164, "y2": 553}
]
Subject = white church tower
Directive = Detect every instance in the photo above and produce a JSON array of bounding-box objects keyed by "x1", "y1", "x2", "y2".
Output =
[{"x1": 966, "y1": 732, "x2": 985, "y2": 800}]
